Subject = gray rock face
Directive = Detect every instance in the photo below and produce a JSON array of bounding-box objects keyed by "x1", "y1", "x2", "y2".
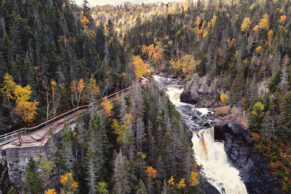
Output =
[
  {"x1": 214, "y1": 121, "x2": 282, "y2": 194},
  {"x1": 4, "y1": 147, "x2": 45, "y2": 189},
  {"x1": 180, "y1": 73, "x2": 220, "y2": 107}
]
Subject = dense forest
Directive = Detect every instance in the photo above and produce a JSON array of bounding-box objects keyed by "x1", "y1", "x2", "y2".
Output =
[
  {"x1": 4, "y1": 84, "x2": 205, "y2": 194},
  {"x1": 0, "y1": 0, "x2": 132, "y2": 131},
  {"x1": 0, "y1": 0, "x2": 205, "y2": 193},
  {"x1": 0, "y1": 0, "x2": 290, "y2": 193},
  {"x1": 124, "y1": 0, "x2": 291, "y2": 192}
]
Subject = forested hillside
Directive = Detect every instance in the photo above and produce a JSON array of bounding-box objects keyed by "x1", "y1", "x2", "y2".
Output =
[
  {"x1": 1, "y1": 0, "x2": 290, "y2": 193},
  {"x1": 91, "y1": 1, "x2": 191, "y2": 38},
  {"x1": 0, "y1": 0, "x2": 132, "y2": 131},
  {"x1": 4, "y1": 84, "x2": 206, "y2": 194},
  {"x1": 0, "y1": 1, "x2": 211, "y2": 194},
  {"x1": 124, "y1": 0, "x2": 291, "y2": 192}
]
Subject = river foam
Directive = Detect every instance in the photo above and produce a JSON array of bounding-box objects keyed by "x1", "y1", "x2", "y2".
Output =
[{"x1": 153, "y1": 75, "x2": 248, "y2": 194}]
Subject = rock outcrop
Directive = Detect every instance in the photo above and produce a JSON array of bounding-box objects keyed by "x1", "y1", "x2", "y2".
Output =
[
  {"x1": 180, "y1": 73, "x2": 220, "y2": 107},
  {"x1": 214, "y1": 120, "x2": 282, "y2": 194}
]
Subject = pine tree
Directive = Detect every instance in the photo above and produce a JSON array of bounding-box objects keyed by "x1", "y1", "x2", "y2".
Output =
[
  {"x1": 277, "y1": 92, "x2": 291, "y2": 142},
  {"x1": 23, "y1": 157, "x2": 44, "y2": 194},
  {"x1": 113, "y1": 152, "x2": 131, "y2": 194},
  {"x1": 86, "y1": 113, "x2": 110, "y2": 192}
]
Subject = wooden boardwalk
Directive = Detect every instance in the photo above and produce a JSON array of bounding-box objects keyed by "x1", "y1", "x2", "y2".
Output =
[{"x1": 0, "y1": 75, "x2": 151, "y2": 150}]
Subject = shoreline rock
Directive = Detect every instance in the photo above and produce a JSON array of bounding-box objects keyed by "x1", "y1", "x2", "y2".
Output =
[
  {"x1": 214, "y1": 120, "x2": 282, "y2": 194},
  {"x1": 180, "y1": 73, "x2": 220, "y2": 107}
]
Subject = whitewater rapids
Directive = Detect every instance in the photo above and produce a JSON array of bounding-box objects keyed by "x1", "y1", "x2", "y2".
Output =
[{"x1": 154, "y1": 75, "x2": 247, "y2": 194}]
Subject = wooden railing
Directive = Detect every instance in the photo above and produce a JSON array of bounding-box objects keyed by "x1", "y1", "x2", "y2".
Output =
[{"x1": 0, "y1": 76, "x2": 150, "y2": 146}]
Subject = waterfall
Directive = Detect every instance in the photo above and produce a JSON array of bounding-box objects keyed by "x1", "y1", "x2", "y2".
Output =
[
  {"x1": 192, "y1": 129, "x2": 248, "y2": 194},
  {"x1": 154, "y1": 75, "x2": 248, "y2": 194}
]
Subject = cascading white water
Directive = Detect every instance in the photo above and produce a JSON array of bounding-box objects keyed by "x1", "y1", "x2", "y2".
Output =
[{"x1": 153, "y1": 75, "x2": 248, "y2": 194}]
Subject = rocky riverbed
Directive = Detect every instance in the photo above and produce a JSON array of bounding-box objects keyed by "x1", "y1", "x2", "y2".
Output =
[{"x1": 155, "y1": 73, "x2": 281, "y2": 194}]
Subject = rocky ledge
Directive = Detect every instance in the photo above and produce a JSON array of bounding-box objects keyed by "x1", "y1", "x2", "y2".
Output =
[
  {"x1": 180, "y1": 73, "x2": 220, "y2": 107},
  {"x1": 214, "y1": 119, "x2": 282, "y2": 194}
]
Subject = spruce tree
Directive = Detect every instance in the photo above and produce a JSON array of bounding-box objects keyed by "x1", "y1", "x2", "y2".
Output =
[
  {"x1": 23, "y1": 157, "x2": 44, "y2": 194},
  {"x1": 277, "y1": 92, "x2": 291, "y2": 142}
]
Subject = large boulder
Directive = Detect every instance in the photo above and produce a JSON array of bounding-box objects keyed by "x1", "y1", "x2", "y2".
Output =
[{"x1": 180, "y1": 73, "x2": 220, "y2": 107}]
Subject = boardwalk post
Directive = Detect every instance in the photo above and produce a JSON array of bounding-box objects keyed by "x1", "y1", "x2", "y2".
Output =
[{"x1": 18, "y1": 132, "x2": 22, "y2": 146}]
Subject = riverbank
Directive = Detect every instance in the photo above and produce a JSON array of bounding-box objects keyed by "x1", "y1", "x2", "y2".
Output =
[{"x1": 154, "y1": 73, "x2": 281, "y2": 194}]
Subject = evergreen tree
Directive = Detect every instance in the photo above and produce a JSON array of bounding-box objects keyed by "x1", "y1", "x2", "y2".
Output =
[
  {"x1": 113, "y1": 152, "x2": 131, "y2": 194},
  {"x1": 86, "y1": 113, "x2": 110, "y2": 192},
  {"x1": 277, "y1": 92, "x2": 291, "y2": 142},
  {"x1": 23, "y1": 157, "x2": 44, "y2": 194}
]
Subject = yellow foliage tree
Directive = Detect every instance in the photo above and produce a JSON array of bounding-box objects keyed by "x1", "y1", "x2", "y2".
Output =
[
  {"x1": 87, "y1": 77, "x2": 99, "y2": 102},
  {"x1": 177, "y1": 178, "x2": 186, "y2": 189},
  {"x1": 13, "y1": 85, "x2": 32, "y2": 102},
  {"x1": 77, "y1": 79, "x2": 85, "y2": 94},
  {"x1": 168, "y1": 176, "x2": 175, "y2": 187},
  {"x1": 171, "y1": 55, "x2": 194, "y2": 77},
  {"x1": 241, "y1": 17, "x2": 252, "y2": 32},
  {"x1": 111, "y1": 119, "x2": 121, "y2": 135},
  {"x1": 190, "y1": 171, "x2": 200, "y2": 187},
  {"x1": 144, "y1": 166, "x2": 158, "y2": 179},
  {"x1": 0, "y1": 73, "x2": 16, "y2": 100},
  {"x1": 133, "y1": 55, "x2": 148, "y2": 79},
  {"x1": 220, "y1": 93, "x2": 228, "y2": 104},
  {"x1": 101, "y1": 97, "x2": 113, "y2": 117},
  {"x1": 14, "y1": 101, "x2": 39, "y2": 123},
  {"x1": 259, "y1": 13, "x2": 269, "y2": 30},
  {"x1": 268, "y1": 30, "x2": 273, "y2": 47},
  {"x1": 71, "y1": 79, "x2": 86, "y2": 106},
  {"x1": 251, "y1": 102, "x2": 264, "y2": 117},
  {"x1": 152, "y1": 46, "x2": 163, "y2": 64},
  {"x1": 115, "y1": 93, "x2": 121, "y2": 103},
  {"x1": 1, "y1": 74, "x2": 39, "y2": 123}
]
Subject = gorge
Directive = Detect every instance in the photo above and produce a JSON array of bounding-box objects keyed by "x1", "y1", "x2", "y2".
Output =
[{"x1": 154, "y1": 74, "x2": 280, "y2": 194}]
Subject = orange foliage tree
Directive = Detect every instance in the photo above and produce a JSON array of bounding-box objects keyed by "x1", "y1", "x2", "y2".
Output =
[
  {"x1": 144, "y1": 166, "x2": 157, "y2": 179},
  {"x1": 60, "y1": 172, "x2": 78, "y2": 193},
  {"x1": 259, "y1": 13, "x2": 269, "y2": 30},
  {"x1": 45, "y1": 189, "x2": 57, "y2": 194},
  {"x1": 81, "y1": 16, "x2": 90, "y2": 28},
  {"x1": 279, "y1": 15, "x2": 286, "y2": 24}
]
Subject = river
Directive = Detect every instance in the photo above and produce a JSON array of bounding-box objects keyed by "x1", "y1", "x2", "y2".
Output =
[{"x1": 153, "y1": 75, "x2": 248, "y2": 194}]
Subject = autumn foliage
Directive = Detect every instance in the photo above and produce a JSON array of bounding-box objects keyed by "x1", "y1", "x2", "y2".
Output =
[
  {"x1": 133, "y1": 55, "x2": 149, "y2": 79},
  {"x1": 220, "y1": 93, "x2": 228, "y2": 104},
  {"x1": 190, "y1": 171, "x2": 200, "y2": 187},
  {"x1": 1, "y1": 73, "x2": 38, "y2": 123},
  {"x1": 144, "y1": 166, "x2": 157, "y2": 179},
  {"x1": 241, "y1": 17, "x2": 252, "y2": 32},
  {"x1": 44, "y1": 189, "x2": 57, "y2": 194},
  {"x1": 60, "y1": 172, "x2": 78, "y2": 193},
  {"x1": 101, "y1": 97, "x2": 113, "y2": 117},
  {"x1": 177, "y1": 178, "x2": 186, "y2": 189}
]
